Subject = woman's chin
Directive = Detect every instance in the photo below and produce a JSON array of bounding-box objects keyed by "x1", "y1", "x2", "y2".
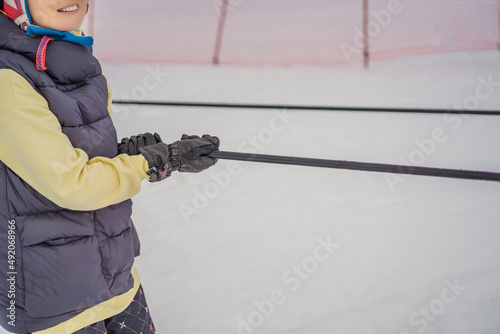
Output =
[{"x1": 34, "y1": 17, "x2": 85, "y2": 32}]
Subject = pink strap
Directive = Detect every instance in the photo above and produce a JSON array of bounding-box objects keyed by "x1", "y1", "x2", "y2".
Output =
[{"x1": 36, "y1": 36, "x2": 53, "y2": 71}]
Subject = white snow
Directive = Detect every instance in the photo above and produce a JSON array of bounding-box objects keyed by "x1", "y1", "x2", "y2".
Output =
[
  {"x1": 5, "y1": 51, "x2": 500, "y2": 334},
  {"x1": 105, "y1": 51, "x2": 500, "y2": 334}
]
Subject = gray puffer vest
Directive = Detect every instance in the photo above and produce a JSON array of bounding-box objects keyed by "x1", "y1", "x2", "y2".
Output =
[{"x1": 0, "y1": 16, "x2": 140, "y2": 334}]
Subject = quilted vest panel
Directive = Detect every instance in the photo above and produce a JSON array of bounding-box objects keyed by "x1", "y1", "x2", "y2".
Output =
[{"x1": 0, "y1": 16, "x2": 140, "y2": 334}]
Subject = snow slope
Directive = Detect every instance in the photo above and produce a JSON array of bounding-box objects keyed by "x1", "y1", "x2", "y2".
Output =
[
  {"x1": 4, "y1": 51, "x2": 500, "y2": 334},
  {"x1": 104, "y1": 51, "x2": 500, "y2": 334}
]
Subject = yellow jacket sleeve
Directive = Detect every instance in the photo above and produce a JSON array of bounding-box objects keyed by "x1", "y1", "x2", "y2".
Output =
[
  {"x1": 0, "y1": 69, "x2": 150, "y2": 211},
  {"x1": 103, "y1": 72, "x2": 114, "y2": 118}
]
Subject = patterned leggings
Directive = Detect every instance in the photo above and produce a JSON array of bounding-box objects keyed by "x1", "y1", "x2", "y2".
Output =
[{"x1": 72, "y1": 285, "x2": 156, "y2": 334}]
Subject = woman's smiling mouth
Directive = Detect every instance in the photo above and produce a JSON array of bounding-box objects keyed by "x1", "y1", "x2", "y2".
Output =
[{"x1": 57, "y1": 4, "x2": 79, "y2": 13}]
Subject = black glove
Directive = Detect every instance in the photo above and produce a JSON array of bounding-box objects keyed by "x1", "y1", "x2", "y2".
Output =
[
  {"x1": 170, "y1": 134, "x2": 220, "y2": 173},
  {"x1": 139, "y1": 134, "x2": 220, "y2": 182},
  {"x1": 118, "y1": 133, "x2": 163, "y2": 155}
]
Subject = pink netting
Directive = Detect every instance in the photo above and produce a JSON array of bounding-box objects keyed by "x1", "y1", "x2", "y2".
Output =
[{"x1": 87, "y1": 0, "x2": 500, "y2": 66}]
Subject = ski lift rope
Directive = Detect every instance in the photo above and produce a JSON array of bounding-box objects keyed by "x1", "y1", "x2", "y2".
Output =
[
  {"x1": 113, "y1": 100, "x2": 500, "y2": 183},
  {"x1": 208, "y1": 151, "x2": 500, "y2": 183},
  {"x1": 112, "y1": 100, "x2": 500, "y2": 116}
]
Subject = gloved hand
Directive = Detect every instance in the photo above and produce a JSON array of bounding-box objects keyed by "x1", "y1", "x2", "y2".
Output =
[
  {"x1": 118, "y1": 133, "x2": 163, "y2": 155},
  {"x1": 138, "y1": 134, "x2": 220, "y2": 182},
  {"x1": 170, "y1": 134, "x2": 220, "y2": 173}
]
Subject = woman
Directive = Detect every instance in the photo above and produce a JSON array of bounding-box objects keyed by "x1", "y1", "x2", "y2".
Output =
[{"x1": 0, "y1": 1, "x2": 219, "y2": 333}]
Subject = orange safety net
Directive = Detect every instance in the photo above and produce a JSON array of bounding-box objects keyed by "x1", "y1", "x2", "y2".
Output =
[{"x1": 87, "y1": 0, "x2": 500, "y2": 66}]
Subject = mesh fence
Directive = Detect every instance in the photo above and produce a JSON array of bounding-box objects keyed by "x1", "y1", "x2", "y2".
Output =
[{"x1": 87, "y1": 0, "x2": 500, "y2": 66}]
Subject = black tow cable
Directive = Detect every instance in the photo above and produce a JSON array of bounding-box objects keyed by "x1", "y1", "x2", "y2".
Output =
[
  {"x1": 208, "y1": 151, "x2": 500, "y2": 183},
  {"x1": 111, "y1": 100, "x2": 500, "y2": 116}
]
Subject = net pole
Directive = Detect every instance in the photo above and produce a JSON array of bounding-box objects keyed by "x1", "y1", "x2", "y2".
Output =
[
  {"x1": 497, "y1": 5, "x2": 500, "y2": 51},
  {"x1": 87, "y1": 0, "x2": 95, "y2": 38},
  {"x1": 212, "y1": 0, "x2": 230, "y2": 65},
  {"x1": 363, "y1": 0, "x2": 370, "y2": 69}
]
